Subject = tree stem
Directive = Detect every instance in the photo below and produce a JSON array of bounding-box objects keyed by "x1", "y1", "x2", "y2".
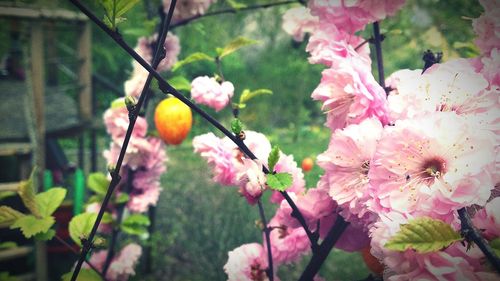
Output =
[
  {"x1": 258, "y1": 199, "x2": 274, "y2": 281},
  {"x1": 372, "y1": 22, "x2": 385, "y2": 90}
]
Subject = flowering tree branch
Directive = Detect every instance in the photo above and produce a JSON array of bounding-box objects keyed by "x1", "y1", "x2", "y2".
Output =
[
  {"x1": 69, "y1": 0, "x2": 317, "y2": 277},
  {"x1": 372, "y1": 22, "x2": 386, "y2": 90},
  {"x1": 170, "y1": 0, "x2": 302, "y2": 29},
  {"x1": 257, "y1": 199, "x2": 274, "y2": 281},
  {"x1": 68, "y1": 1, "x2": 178, "y2": 280},
  {"x1": 458, "y1": 208, "x2": 500, "y2": 273}
]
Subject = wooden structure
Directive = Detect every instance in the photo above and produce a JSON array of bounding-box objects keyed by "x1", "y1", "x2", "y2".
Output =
[{"x1": 0, "y1": 3, "x2": 91, "y2": 281}]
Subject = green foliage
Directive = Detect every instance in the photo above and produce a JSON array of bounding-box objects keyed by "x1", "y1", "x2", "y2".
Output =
[
  {"x1": 173, "y1": 52, "x2": 215, "y2": 72},
  {"x1": 385, "y1": 217, "x2": 461, "y2": 253},
  {"x1": 88, "y1": 172, "x2": 110, "y2": 196},
  {"x1": 266, "y1": 173, "x2": 292, "y2": 192},
  {"x1": 168, "y1": 76, "x2": 192, "y2": 91},
  {"x1": 121, "y1": 214, "x2": 150, "y2": 236},
  {"x1": 0, "y1": 191, "x2": 16, "y2": 201},
  {"x1": 69, "y1": 213, "x2": 98, "y2": 246},
  {"x1": 35, "y1": 188, "x2": 67, "y2": 217},
  {"x1": 10, "y1": 215, "x2": 55, "y2": 238},
  {"x1": 490, "y1": 238, "x2": 500, "y2": 257},
  {"x1": 0, "y1": 206, "x2": 25, "y2": 228},
  {"x1": 61, "y1": 268, "x2": 103, "y2": 281},
  {"x1": 34, "y1": 229, "x2": 56, "y2": 241},
  {"x1": 101, "y1": 0, "x2": 141, "y2": 30},
  {"x1": 267, "y1": 145, "x2": 280, "y2": 172},
  {"x1": 231, "y1": 119, "x2": 243, "y2": 134},
  {"x1": 226, "y1": 0, "x2": 247, "y2": 9},
  {"x1": 239, "y1": 88, "x2": 272, "y2": 107},
  {"x1": 18, "y1": 170, "x2": 39, "y2": 217},
  {"x1": 115, "y1": 193, "x2": 129, "y2": 204},
  {"x1": 0, "y1": 241, "x2": 17, "y2": 250},
  {"x1": 217, "y1": 37, "x2": 259, "y2": 59}
]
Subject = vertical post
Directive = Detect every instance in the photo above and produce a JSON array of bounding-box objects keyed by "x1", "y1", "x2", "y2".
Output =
[
  {"x1": 372, "y1": 22, "x2": 385, "y2": 90},
  {"x1": 30, "y1": 21, "x2": 48, "y2": 281},
  {"x1": 78, "y1": 21, "x2": 92, "y2": 122}
]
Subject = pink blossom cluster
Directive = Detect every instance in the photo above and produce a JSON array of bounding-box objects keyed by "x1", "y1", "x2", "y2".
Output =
[
  {"x1": 103, "y1": 98, "x2": 168, "y2": 213},
  {"x1": 84, "y1": 243, "x2": 142, "y2": 281},
  {"x1": 190, "y1": 76, "x2": 235, "y2": 111}
]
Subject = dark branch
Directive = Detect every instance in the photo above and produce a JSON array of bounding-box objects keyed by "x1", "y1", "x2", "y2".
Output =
[
  {"x1": 68, "y1": 1, "x2": 178, "y2": 280},
  {"x1": 458, "y1": 208, "x2": 500, "y2": 273},
  {"x1": 421, "y1": 49, "x2": 442, "y2": 74},
  {"x1": 171, "y1": 0, "x2": 301, "y2": 29},
  {"x1": 258, "y1": 199, "x2": 274, "y2": 281},
  {"x1": 372, "y1": 22, "x2": 386, "y2": 91}
]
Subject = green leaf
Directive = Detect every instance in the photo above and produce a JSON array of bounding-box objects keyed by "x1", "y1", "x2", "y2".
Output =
[
  {"x1": 10, "y1": 215, "x2": 54, "y2": 238},
  {"x1": 268, "y1": 146, "x2": 280, "y2": 172},
  {"x1": 115, "y1": 193, "x2": 129, "y2": 204},
  {"x1": 231, "y1": 119, "x2": 243, "y2": 135},
  {"x1": 0, "y1": 241, "x2": 17, "y2": 249},
  {"x1": 385, "y1": 217, "x2": 462, "y2": 253},
  {"x1": 0, "y1": 206, "x2": 25, "y2": 228},
  {"x1": 266, "y1": 173, "x2": 293, "y2": 192},
  {"x1": 121, "y1": 214, "x2": 150, "y2": 236},
  {"x1": 172, "y1": 52, "x2": 214, "y2": 72},
  {"x1": 61, "y1": 268, "x2": 103, "y2": 281},
  {"x1": 34, "y1": 229, "x2": 56, "y2": 241},
  {"x1": 35, "y1": 187, "x2": 66, "y2": 217},
  {"x1": 168, "y1": 76, "x2": 192, "y2": 91},
  {"x1": 218, "y1": 37, "x2": 259, "y2": 59},
  {"x1": 226, "y1": 0, "x2": 247, "y2": 9},
  {"x1": 101, "y1": 0, "x2": 140, "y2": 30},
  {"x1": 18, "y1": 169, "x2": 40, "y2": 217},
  {"x1": 101, "y1": 212, "x2": 113, "y2": 224},
  {"x1": 239, "y1": 88, "x2": 272, "y2": 105},
  {"x1": 69, "y1": 213, "x2": 97, "y2": 246},
  {"x1": 87, "y1": 195, "x2": 103, "y2": 205},
  {"x1": 490, "y1": 238, "x2": 500, "y2": 257},
  {"x1": 87, "y1": 173, "x2": 109, "y2": 195},
  {"x1": 114, "y1": 0, "x2": 140, "y2": 18}
]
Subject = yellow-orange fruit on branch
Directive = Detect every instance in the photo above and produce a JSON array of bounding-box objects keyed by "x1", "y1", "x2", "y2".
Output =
[{"x1": 154, "y1": 97, "x2": 192, "y2": 145}]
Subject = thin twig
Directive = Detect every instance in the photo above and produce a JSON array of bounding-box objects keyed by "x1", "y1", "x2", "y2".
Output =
[
  {"x1": 68, "y1": 1, "x2": 178, "y2": 280},
  {"x1": 458, "y1": 208, "x2": 500, "y2": 273},
  {"x1": 372, "y1": 22, "x2": 385, "y2": 90},
  {"x1": 70, "y1": 0, "x2": 316, "y2": 250},
  {"x1": 171, "y1": 0, "x2": 301, "y2": 29},
  {"x1": 298, "y1": 216, "x2": 349, "y2": 281},
  {"x1": 53, "y1": 235, "x2": 108, "y2": 281},
  {"x1": 258, "y1": 199, "x2": 274, "y2": 281}
]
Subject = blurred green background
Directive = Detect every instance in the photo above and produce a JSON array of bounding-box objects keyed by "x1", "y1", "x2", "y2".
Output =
[{"x1": 0, "y1": 0, "x2": 484, "y2": 280}]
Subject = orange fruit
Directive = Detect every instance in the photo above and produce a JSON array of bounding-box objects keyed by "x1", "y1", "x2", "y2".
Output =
[
  {"x1": 361, "y1": 246, "x2": 384, "y2": 276},
  {"x1": 154, "y1": 97, "x2": 192, "y2": 145},
  {"x1": 301, "y1": 157, "x2": 314, "y2": 172}
]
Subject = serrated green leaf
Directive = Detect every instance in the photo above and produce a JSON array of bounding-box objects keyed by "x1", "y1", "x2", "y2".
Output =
[
  {"x1": 115, "y1": 193, "x2": 129, "y2": 204},
  {"x1": 11, "y1": 215, "x2": 54, "y2": 238},
  {"x1": 61, "y1": 268, "x2": 103, "y2": 281},
  {"x1": 0, "y1": 241, "x2": 17, "y2": 249},
  {"x1": 268, "y1": 146, "x2": 280, "y2": 172},
  {"x1": 0, "y1": 206, "x2": 25, "y2": 228},
  {"x1": 172, "y1": 52, "x2": 214, "y2": 72},
  {"x1": 231, "y1": 119, "x2": 243, "y2": 134},
  {"x1": 69, "y1": 213, "x2": 97, "y2": 246},
  {"x1": 34, "y1": 229, "x2": 56, "y2": 241},
  {"x1": 18, "y1": 169, "x2": 40, "y2": 217},
  {"x1": 101, "y1": 0, "x2": 139, "y2": 30},
  {"x1": 239, "y1": 89, "x2": 272, "y2": 105},
  {"x1": 226, "y1": 0, "x2": 247, "y2": 9},
  {"x1": 88, "y1": 173, "x2": 109, "y2": 195},
  {"x1": 121, "y1": 214, "x2": 150, "y2": 236},
  {"x1": 168, "y1": 76, "x2": 192, "y2": 91},
  {"x1": 35, "y1": 187, "x2": 66, "y2": 217},
  {"x1": 218, "y1": 37, "x2": 259, "y2": 59},
  {"x1": 490, "y1": 238, "x2": 500, "y2": 257},
  {"x1": 266, "y1": 173, "x2": 293, "y2": 192},
  {"x1": 385, "y1": 217, "x2": 461, "y2": 253},
  {"x1": 114, "y1": 0, "x2": 140, "y2": 18}
]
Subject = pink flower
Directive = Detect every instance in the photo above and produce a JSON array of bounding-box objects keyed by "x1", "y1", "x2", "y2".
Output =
[
  {"x1": 311, "y1": 57, "x2": 389, "y2": 130},
  {"x1": 368, "y1": 112, "x2": 496, "y2": 217},
  {"x1": 480, "y1": 48, "x2": 500, "y2": 87},
  {"x1": 269, "y1": 153, "x2": 306, "y2": 204},
  {"x1": 224, "y1": 243, "x2": 278, "y2": 281},
  {"x1": 265, "y1": 215, "x2": 310, "y2": 265},
  {"x1": 306, "y1": 22, "x2": 371, "y2": 67},
  {"x1": 385, "y1": 69, "x2": 423, "y2": 122},
  {"x1": 316, "y1": 118, "x2": 383, "y2": 228},
  {"x1": 472, "y1": 197, "x2": 500, "y2": 240},
  {"x1": 103, "y1": 98, "x2": 148, "y2": 138},
  {"x1": 127, "y1": 183, "x2": 161, "y2": 213},
  {"x1": 191, "y1": 76, "x2": 234, "y2": 111},
  {"x1": 163, "y1": 0, "x2": 216, "y2": 22},
  {"x1": 103, "y1": 135, "x2": 153, "y2": 170},
  {"x1": 86, "y1": 244, "x2": 142, "y2": 281},
  {"x1": 282, "y1": 7, "x2": 318, "y2": 42},
  {"x1": 124, "y1": 69, "x2": 149, "y2": 98},
  {"x1": 237, "y1": 159, "x2": 267, "y2": 205},
  {"x1": 157, "y1": 33, "x2": 181, "y2": 72},
  {"x1": 473, "y1": 1, "x2": 500, "y2": 56}
]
